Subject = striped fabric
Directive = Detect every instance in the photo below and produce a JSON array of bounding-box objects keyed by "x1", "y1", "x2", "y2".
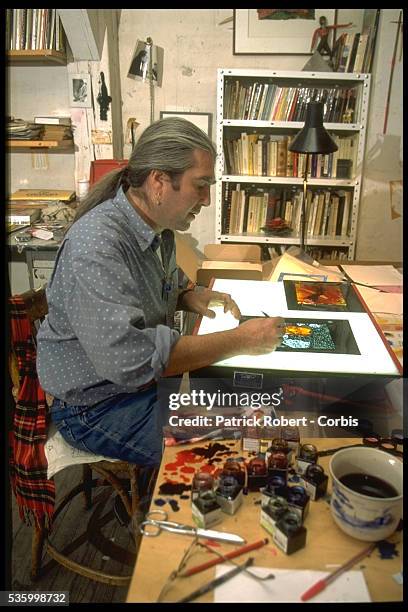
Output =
[{"x1": 9, "y1": 296, "x2": 55, "y2": 529}]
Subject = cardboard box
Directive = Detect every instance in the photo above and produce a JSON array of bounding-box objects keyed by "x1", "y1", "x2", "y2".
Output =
[{"x1": 175, "y1": 233, "x2": 275, "y2": 286}]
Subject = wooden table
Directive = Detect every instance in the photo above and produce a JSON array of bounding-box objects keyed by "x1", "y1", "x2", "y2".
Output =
[{"x1": 126, "y1": 438, "x2": 402, "y2": 603}]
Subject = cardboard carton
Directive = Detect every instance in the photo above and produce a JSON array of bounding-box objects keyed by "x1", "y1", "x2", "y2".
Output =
[{"x1": 175, "y1": 233, "x2": 275, "y2": 286}]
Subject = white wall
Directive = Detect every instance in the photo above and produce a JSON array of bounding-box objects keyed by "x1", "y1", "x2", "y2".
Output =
[
  {"x1": 118, "y1": 8, "x2": 403, "y2": 260},
  {"x1": 8, "y1": 65, "x2": 75, "y2": 192}
]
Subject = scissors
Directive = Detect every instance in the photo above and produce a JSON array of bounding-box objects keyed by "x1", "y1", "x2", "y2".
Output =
[
  {"x1": 318, "y1": 430, "x2": 403, "y2": 458},
  {"x1": 139, "y1": 510, "x2": 245, "y2": 544}
]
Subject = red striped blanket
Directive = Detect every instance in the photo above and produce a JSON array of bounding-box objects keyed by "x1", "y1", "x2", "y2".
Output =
[{"x1": 9, "y1": 296, "x2": 55, "y2": 529}]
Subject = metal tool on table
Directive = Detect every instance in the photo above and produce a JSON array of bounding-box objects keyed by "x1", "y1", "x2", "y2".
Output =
[{"x1": 139, "y1": 510, "x2": 245, "y2": 544}]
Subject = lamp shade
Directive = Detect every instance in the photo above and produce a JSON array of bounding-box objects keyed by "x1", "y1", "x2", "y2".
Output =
[{"x1": 288, "y1": 101, "x2": 338, "y2": 154}]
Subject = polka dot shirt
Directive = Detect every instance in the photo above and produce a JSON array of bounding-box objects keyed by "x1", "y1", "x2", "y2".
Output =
[{"x1": 37, "y1": 186, "x2": 180, "y2": 406}]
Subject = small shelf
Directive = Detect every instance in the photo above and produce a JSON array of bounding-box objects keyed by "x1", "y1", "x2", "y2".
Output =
[
  {"x1": 7, "y1": 140, "x2": 74, "y2": 151},
  {"x1": 221, "y1": 119, "x2": 362, "y2": 132},
  {"x1": 7, "y1": 50, "x2": 67, "y2": 66},
  {"x1": 218, "y1": 234, "x2": 353, "y2": 246},
  {"x1": 222, "y1": 175, "x2": 357, "y2": 187}
]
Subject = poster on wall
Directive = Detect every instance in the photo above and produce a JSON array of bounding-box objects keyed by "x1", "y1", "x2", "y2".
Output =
[{"x1": 233, "y1": 9, "x2": 335, "y2": 55}]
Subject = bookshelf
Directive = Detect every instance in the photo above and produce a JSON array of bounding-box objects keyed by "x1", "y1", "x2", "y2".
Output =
[{"x1": 216, "y1": 69, "x2": 371, "y2": 261}]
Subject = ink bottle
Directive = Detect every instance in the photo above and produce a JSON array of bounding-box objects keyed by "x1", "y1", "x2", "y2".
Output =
[
  {"x1": 265, "y1": 438, "x2": 289, "y2": 467},
  {"x1": 215, "y1": 475, "x2": 243, "y2": 515},
  {"x1": 247, "y1": 454, "x2": 268, "y2": 491},
  {"x1": 295, "y1": 443, "x2": 318, "y2": 475},
  {"x1": 286, "y1": 485, "x2": 310, "y2": 522},
  {"x1": 273, "y1": 511, "x2": 307, "y2": 555},
  {"x1": 260, "y1": 495, "x2": 288, "y2": 537},
  {"x1": 222, "y1": 458, "x2": 246, "y2": 487},
  {"x1": 267, "y1": 450, "x2": 288, "y2": 483},
  {"x1": 191, "y1": 471, "x2": 214, "y2": 502},
  {"x1": 301, "y1": 463, "x2": 328, "y2": 501},
  {"x1": 191, "y1": 489, "x2": 222, "y2": 529},
  {"x1": 260, "y1": 474, "x2": 287, "y2": 506}
]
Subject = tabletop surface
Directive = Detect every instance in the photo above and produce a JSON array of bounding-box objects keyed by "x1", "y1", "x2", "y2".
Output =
[{"x1": 126, "y1": 437, "x2": 403, "y2": 603}]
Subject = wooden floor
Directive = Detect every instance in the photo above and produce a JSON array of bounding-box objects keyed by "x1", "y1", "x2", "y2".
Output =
[{"x1": 11, "y1": 465, "x2": 138, "y2": 604}]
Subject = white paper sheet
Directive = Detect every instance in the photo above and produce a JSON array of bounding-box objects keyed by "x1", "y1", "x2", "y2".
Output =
[
  {"x1": 341, "y1": 265, "x2": 403, "y2": 286},
  {"x1": 355, "y1": 285, "x2": 403, "y2": 315},
  {"x1": 213, "y1": 566, "x2": 371, "y2": 603}
]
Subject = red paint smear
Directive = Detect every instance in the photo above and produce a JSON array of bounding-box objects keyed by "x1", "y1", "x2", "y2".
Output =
[
  {"x1": 180, "y1": 466, "x2": 195, "y2": 474},
  {"x1": 165, "y1": 450, "x2": 205, "y2": 472},
  {"x1": 203, "y1": 540, "x2": 221, "y2": 547}
]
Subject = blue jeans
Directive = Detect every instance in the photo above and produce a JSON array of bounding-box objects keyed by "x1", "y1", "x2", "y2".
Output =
[{"x1": 50, "y1": 386, "x2": 166, "y2": 467}]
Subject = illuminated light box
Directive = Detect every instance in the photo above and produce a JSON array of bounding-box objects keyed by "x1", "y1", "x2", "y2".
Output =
[{"x1": 196, "y1": 279, "x2": 401, "y2": 377}]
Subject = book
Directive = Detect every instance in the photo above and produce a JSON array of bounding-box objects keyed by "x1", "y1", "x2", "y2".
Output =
[
  {"x1": 34, "y1": 116, "x2": 71, "y2": 125},
  {"x1": 276, "y1": 137, "x2": 288, "y2": 177},
  {"x1": 10, "y1": 189, "x2": 75, "y2": 201},
  {"x1": 346, "y1": 33, "x2": 360, "y2": 73},
  {"x1": 353, "y1": 33, "x2": 369, "y2": 73}
]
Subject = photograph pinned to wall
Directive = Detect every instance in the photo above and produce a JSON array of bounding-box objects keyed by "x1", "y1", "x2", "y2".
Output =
[
  {"x1": 160, "y1": 111, "x2": 212, "y2": 138},
  {"x1": 233, "y1": 9, "x2": 335, "y2": 55},
  {"x1": 68, "y1": 73, "x2": 92, "y2": 108},
  {"x1": 128, "y1": 39, "x2": 164, "y2": 87}
]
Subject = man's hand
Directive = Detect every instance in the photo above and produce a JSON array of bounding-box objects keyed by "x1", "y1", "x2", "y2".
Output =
[
  {"x1": 179, "y1": 288, "x2": 241, "y2": 319},
  {"x1": 235, "y1": 316, "x2": 285, "y2": 354}
]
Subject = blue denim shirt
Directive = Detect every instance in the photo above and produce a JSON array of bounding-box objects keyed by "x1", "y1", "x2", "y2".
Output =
[{"x1": 37, "y1": 186, "x2": 180, "y2": 406}]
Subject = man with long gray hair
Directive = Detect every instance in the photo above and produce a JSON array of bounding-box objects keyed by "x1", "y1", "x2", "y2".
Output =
[{"x1": 37, "y1": 117, "x2": 284, "y2": 469}]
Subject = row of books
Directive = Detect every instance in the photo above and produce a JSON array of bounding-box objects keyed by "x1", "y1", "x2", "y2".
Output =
[
  {"x1": 332, "y1": 13, "x2": 380, "y2": 74},
  {"x1": 306, "y1": 248, "x2": 349, "y2": 262},
  {"x1": 266, "y1": 245, "x2": 349, "y2": 262},
  {"x1": 224, "y1": 81, "x2": 358, "y2": 124},
  {"x1": 6, "y1": 9, "x2": 66, "y2": 52},
  {"x1": 222, "y1": 184, "x2": 352, "y2": 238},
  {"x1": 224, "y1": 133, "x2": 356, "y2": 179}
]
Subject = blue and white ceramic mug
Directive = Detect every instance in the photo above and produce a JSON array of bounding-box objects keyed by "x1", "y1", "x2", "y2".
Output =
[{"x1": 329, "y1": 446, "x2": 403, "y2": 541}]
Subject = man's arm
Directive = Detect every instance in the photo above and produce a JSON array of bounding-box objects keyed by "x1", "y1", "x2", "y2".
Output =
[{"x1": 163, "y1": 316, "x2": 284, "y2": 376}]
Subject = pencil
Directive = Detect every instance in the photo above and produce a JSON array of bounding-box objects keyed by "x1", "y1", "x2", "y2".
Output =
[
  {"x1": 180, "y1": 538, "x2": 269, "y2": 577},
  {"x1": 300, "y1": 542, "x2": 377, "y2": 602}
]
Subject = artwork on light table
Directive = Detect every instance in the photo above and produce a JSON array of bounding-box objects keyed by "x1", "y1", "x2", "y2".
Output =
[{"x1": 283, "y1": 280, "x2": 365, "y2": 313}]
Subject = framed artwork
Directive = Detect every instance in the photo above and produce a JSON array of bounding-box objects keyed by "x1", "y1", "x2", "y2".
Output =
[
  {"x1": 68, "y1": 73, "x2": 92, "y2": 108},
  {"x1": 159, "y1": 111, "x2": 212, "y2": 138},
  {"x1": 233, "y1": 9, "x2": 335, "y2": 55}
]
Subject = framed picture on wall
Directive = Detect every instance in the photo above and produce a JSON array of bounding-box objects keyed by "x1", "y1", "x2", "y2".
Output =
[
  {"x1": 233, "y1": 9, "x2": 335, "y2": 55},
  {"x1": 68, "y1": 73, "x2": 92, "y2": 108},
  {"x1": 159, "y1": 111, "x2": 212, "y2": 138}
]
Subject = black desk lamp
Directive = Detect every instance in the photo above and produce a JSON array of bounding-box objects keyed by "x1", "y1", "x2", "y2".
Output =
[{"x1": 288, "y1": 101, "x2": 338, "y2": 252}]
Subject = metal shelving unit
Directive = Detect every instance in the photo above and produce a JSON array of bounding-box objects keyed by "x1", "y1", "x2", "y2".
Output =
[{"x1": 216, "y1": 68, "x2": 371, "y2": 260}]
